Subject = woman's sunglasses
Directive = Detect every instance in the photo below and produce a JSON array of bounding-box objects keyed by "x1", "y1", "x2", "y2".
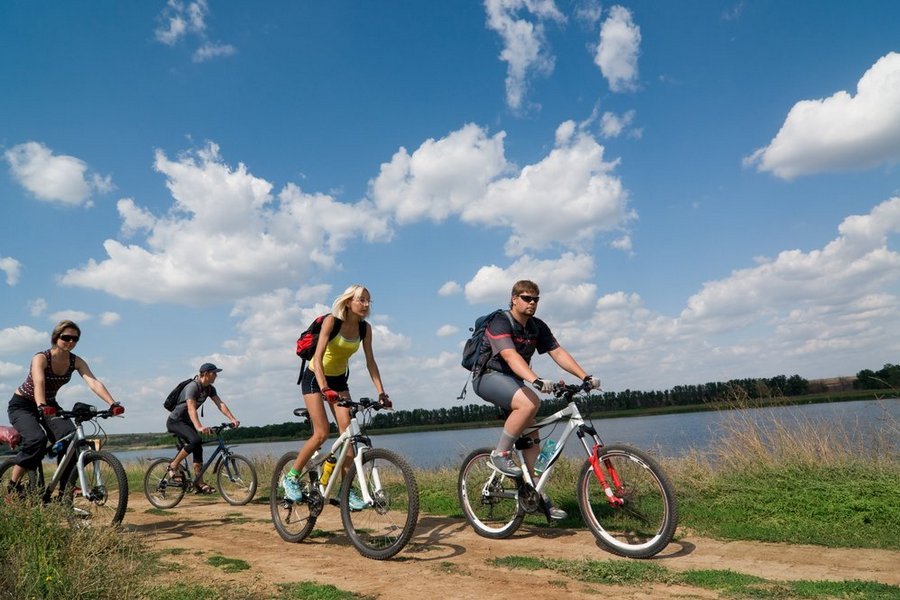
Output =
[{"x1": 59, "y1": 335, "x2": 80, "y2": 343}]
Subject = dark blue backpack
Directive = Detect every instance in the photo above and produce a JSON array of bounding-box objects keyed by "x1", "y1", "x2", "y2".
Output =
[{"x1": 460, "y1": 309, "x2": 513, "y2": 372}]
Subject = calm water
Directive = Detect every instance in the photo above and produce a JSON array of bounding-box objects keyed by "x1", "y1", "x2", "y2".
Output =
[{"x1": 115, "y1": 398, "x2": 899, "y2": 468}]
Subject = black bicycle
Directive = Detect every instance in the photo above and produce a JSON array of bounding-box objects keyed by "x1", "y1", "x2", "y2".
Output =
[
  {"x1": 0, "y1": 402, "x2": 129, "y2": 526},
  {"x1": 143, "y1": 423, "x2": 257, "y2": 507}
]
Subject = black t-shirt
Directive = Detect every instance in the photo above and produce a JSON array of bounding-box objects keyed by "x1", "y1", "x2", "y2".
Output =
[{"x1": 482, "y1": 312, "x2": 558, "y2": 375}]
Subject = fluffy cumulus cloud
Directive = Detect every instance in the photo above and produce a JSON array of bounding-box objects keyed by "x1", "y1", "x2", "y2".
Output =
[
  {"x1": 484, "y1": 0, "x2": 565, "y2": 111},
  {"x1": 745, "y1": 52, "x2": 900, "y2": 179},
  {"x1": 438, "y1": 281, "x2": 462, "y2": 296},
  {"x1": 61, "y1": 143, "x2": 391, "y2": 305},
  {"x1": 595, "y1": 5, "x2": 641, "y2": 92},
  {"x1": 0, "y1": 326, "x2": 46, "y2": 355},
  {"x1": 155, "y1": 0, "x2": 235, "y2": 63},
  {"x1": 0, "y1": 256, "x2": 21, "y2": 285},
  {"x1": 4, "y1": 142, "x2": 112, "y2": 206},
  {"x1": 371, "y1": 121, "x2": 634, "y2": 256}
]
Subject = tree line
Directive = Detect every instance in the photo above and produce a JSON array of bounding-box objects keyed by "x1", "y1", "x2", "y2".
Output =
[{"x1": 202, "y1": 364, "x2": 896, "y2": 443}]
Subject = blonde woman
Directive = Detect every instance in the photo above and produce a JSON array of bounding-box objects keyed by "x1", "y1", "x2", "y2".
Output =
[{"x1": 282, "y1": 285, "x2": 390, "y2": 509}]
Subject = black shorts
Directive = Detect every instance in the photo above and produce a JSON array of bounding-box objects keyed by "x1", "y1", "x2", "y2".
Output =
[{"x1": 300, "y1": 367, "x2": 350, "y2": 395}]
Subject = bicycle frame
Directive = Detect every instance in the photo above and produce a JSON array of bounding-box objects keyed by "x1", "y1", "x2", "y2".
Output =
[
  {"x1": 41, "y1": 417, "x2": 105, "y2": 500},
  {"x1": 173, "y1": 424, "x2": 235, "y2": 485},
  {"x1": 512, "y1": 389, "x2": 627, "y2": 509},
  {"x1": 306, "y1": 406, "x2": 376, "y2": 506}
]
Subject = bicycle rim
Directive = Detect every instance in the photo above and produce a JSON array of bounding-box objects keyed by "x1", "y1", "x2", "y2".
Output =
[
  {"x1": 143, "y1": 458, "x2": 186, "y2": 509},
  {"x1": 340, "y1": 448, "x2": 419, "y2": 560},
  {"x1": 457, "y1": 448, "x2": 523, "y2": 539},
  {"x1": 270, "y1": 451, "x2": 317, "y2": 543},
  {"x1": 66, "y1": 450, "x2": 129, "y2": 526},
  {"x1": 577, "y1": 444, "x2": 678, "y2": 558},
  {"x1": 217, "y1": 454, "x2": 258, "y2": 506}
]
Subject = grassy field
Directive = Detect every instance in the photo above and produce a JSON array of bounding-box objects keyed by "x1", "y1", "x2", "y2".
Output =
[{"x1": 3, "y1": 395, "x2": 898, "y2": 599}]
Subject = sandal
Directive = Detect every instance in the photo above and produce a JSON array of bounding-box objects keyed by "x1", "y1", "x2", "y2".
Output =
[{"x1": 195, "y1": 483, "x2": 216, "y2": 494}]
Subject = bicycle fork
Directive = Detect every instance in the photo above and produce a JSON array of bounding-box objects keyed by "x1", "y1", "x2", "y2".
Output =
[{"x1": 587, "y1": 445, "x2": 626, "y2": 508}]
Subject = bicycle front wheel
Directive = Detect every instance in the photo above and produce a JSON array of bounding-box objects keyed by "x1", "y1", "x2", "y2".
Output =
[
  {"x1": 577, "y1": 444, "x2": 678, "y2": 558},
  {"x1": 270, "y1": 451, "x2": 318, "y2": 543},
  {"x1": 458, "y1": 448, "x2": 523, "y2": 539},
  {"x1": 65, "y1": 450, "x2": 129, "y2": 526},
  {"x1": 143, "y1": 457, "x2": 187, "y2": 509},
  {"x1": 217, "y1": 453, "x2": 258, "y2": 505},
  {"x1": 340, "y1": 448, "x2": 419, "y2": 560}
]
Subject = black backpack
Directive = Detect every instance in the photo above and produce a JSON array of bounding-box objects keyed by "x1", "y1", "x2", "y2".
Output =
[
  {"x1": 295, "y1": 315, "x2": 367, "y2": 383},
  {"x1": 163, "y1": 378, "x2": 194, "y2": 411},
  {"x1": 461, "y1": 309, "x2": 513, "y2": 372}
]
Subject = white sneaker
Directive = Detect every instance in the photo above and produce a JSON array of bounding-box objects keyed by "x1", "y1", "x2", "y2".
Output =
[
  {"x1": 281, "y1": 474, "x2": 303, "y2": 502},
  {"x1": 542, "y1": 493, "x2": 568, "y2": 520}
]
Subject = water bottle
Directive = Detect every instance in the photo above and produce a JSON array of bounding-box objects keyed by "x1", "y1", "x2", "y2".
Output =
[
  {"x1": 534, "y1": 439, "x2": 557, "y2": 474},
  {"x1": 48, "y1": 440, "x2": 65, "y2": 458},
  {"x1": 319, "y1": 455, "x2": 337, "y2": 485}
]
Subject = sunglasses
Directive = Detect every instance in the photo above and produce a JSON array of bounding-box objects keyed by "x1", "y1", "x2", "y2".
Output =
[
  {"x1": 518, "y1": 295, "x2": 540, "y2": 304},
  {"x1": 59, "y1": 335, "x2": 80, "y2": 343}
]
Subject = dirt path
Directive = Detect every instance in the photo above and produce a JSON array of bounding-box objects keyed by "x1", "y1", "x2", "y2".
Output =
[{"x1": 123, "y1": 493, "x2": 900, "y2": 599}]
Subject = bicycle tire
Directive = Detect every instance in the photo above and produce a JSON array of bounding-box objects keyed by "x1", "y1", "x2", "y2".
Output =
[
  {"x1": 143, "y1": 457, "x2": 187, "y2": 509},
  {"x1": 458, "y1": 447, "x2": 524, "y2": 539},
  {"x1": 270, "y1": 451, "x2": 318, "y2": 543},
  {"x1": 65, "y1": 450, "x2": 129, "y2": 526},
  {"x1": 0, "y1": 458, "x2": 40, "y2": 500},
  {"x1": 339, "y1": 447, "x2": 419, "y2": 560},
  {"x1": 217, "y1": 453, "x2": 258, "y2": 506},
  {"x1": 577, "y1": 444, "x2": 678, "y2": 558}
]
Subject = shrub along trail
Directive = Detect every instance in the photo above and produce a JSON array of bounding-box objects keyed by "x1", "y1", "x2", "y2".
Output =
[{"x1": 123, "y1": 493, "x2": 900, "y2": 599}]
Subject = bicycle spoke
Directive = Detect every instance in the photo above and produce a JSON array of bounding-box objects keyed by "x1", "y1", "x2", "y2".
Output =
[
  {"x1": 457, "y1": 448, "x2": 523, "y2": 539},
  {"x1": 217, "y1": 454, "x2": 257, "y2": 506},
  {"x1": 270, "y1": 452, "x2": 317, "y2": 543}
]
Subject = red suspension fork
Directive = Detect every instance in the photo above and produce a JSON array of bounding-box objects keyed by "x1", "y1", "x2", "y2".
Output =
[{"x1": 588, "y1": 444, "x2": 625, "y2": 507}]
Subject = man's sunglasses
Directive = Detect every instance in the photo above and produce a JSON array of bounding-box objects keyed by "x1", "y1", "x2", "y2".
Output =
[{"x1": 518, "y1": 295, "x2": 540, "y2": 304}]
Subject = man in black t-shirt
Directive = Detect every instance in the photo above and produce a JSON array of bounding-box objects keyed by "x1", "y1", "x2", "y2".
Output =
[
  {"x1": 165, "y1": 363, "x2": 239, "y2": 494},
  {"x1": 473, "y1": 280, "x2": 601, "y2": 519}
]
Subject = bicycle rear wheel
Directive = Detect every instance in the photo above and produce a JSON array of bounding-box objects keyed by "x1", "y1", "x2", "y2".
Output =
[
  {"x1": 340, "y1": 448, "x2": 419, "y2": 560},
  {"x1": 270, "y1": 451, "x2": 318, "y2": 543},
  {"x1": 577, "y1": 444, "x2": 678, "y2": 558},
  {"x1": 65, "y1": 450, "x2": 129, "y2": 526},
  {"x1": 143, "y1": 457, "x2": 187, "y2": 509},
  {"x1": 217, "y1": 453, "x2": 257, "y2": 505},
  {"x1": 458, "y1": 448, "x2": 523, "y2": 539}
]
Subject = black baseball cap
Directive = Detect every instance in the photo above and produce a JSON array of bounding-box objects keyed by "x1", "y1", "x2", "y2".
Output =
[{"x1": 199, "y1": 363, "x2": 223, "y2": 373}]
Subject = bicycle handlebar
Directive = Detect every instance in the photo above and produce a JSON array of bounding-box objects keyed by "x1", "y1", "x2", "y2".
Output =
[
  {"x1": 209, "y1": 422, "x2": 236, "y2": 434},
  {"x1": 551, "y1": 381, "x2": 600, "y2": 398},
  {"x1": 56, "y1": 405, "x2": 120, "y2": 421},
  {"x1": 337, "y1": 396, "x2": 390, "y2": 411}
]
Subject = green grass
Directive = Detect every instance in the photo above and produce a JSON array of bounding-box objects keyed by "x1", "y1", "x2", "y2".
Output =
[{"x1": 494, "y1": 555, "x2": 900, "y2": 599}]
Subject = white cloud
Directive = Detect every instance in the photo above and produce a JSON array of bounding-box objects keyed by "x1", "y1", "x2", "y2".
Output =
[
  {"x1": 437, "y1": 324, "x2": 459, "y2": 337},
  {"x1": 4, "y1": 142, "x2": 112, "y2": 206},
  {"x1": 595, "y1": 5, "x2": 641, "y2": 93},
  {"x1": 0, "y1": 257, "x2": 21, "y2": 285},
  {"x1": 371, "y1": 121, "x2": 635, "y2": 256},
  {"x1": 194, "y1": 41, "x2": 236, "y2": 63},
  {"x1": 745, "y1": 52, "x2": 900, "y2": 180},
  {"x1": 28, "y1": 298, "x2": 47, "y2": 317},
  {"x1": 49, "y1": 310, "x2": 91, "y2": 323},
  {"x1": 155, "y1": 0, "x2": 235, "y2": 62},
  {"x1": 484, "y1": 0, "x2": 565, "y2": 111},
  {"x1": 99, "y1": 312, "x2": 121, "y2": 326},
  {"x1": 600, "y1": 110, "x2": 641, "y2": 139},
  {"x1": 0, "y1": 361, "x2": 24, "y2": 379},
  {"x1": 438, "y1": 281, "x2": 462, "y2": 296},
  {"x1": 61, "y1": 142, "x2": 391, "y2": 305},
  {"x1": 464, "y1": 252, "x2": 596, "y2": 307},
  {"x1": 0, "y1": 326, "x2": 46, "y2": 355}
]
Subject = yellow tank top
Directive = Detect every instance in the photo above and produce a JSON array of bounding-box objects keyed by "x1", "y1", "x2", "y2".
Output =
[{"x1": 318, "y1": 333, "x2": 362, "y2": 377}]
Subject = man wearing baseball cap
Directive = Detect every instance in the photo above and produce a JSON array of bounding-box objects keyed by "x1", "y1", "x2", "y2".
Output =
[{"x1": 164, "y1": 362, "x2": 240, "y2": 494}]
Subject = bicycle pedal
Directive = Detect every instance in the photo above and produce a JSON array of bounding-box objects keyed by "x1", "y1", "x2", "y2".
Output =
[{"x1": 328, "y1": 498, "x2": 341, "y2": 507}]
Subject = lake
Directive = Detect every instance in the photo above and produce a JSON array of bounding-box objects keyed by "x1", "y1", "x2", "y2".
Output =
[{"x1": 115, "y1": 398, "x2": 899, "y2": 469}]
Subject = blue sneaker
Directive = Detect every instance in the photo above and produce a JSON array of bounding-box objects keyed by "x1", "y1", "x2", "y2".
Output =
[
  {"x1": 347, "y1": 489, "x2": 366, "y2": 511},
  {"x1": 281, "y1": 474, "x2": 303, "y2": 502}
]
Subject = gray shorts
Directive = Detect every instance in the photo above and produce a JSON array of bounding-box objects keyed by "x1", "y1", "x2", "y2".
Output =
[{"x1": 473, "y1": 370, "x2": 527, "y2": 412}]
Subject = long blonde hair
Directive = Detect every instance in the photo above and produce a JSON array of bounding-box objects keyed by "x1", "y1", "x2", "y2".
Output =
[{"x1": 331, "y1": 284, "x2": 370, "y2": 320}]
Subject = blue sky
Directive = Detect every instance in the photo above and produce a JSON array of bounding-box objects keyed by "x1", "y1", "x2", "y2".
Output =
[{"x1": 2, "y1": 1, "x2": 899, "y2": 434}]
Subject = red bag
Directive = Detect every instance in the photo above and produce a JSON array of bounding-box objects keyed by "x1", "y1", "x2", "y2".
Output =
[{"x1": 0, "y1": 425, "x2": 21, "y2": 450}]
